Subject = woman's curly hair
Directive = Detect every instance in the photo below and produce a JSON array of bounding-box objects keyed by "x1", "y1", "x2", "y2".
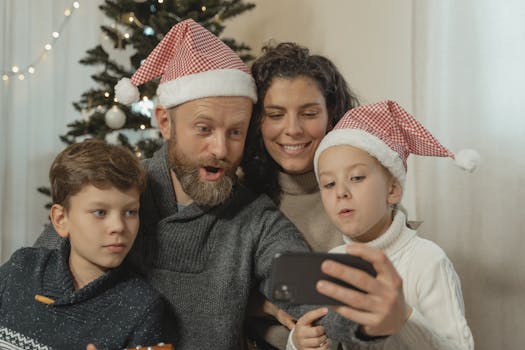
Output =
[{"x1": 241, "y1": 42, "x2": 360, "y2": 203}]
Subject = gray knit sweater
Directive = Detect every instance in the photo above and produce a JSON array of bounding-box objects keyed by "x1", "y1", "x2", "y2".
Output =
[
  {"x1": 0, "y1": 240, "x2": 164, "y2": 350},
  {"x1": 35, "y1": 144, "x2": 364, "y2": 349}
]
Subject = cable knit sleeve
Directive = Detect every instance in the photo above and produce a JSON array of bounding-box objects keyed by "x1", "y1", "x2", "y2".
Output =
[
  {"x1": 350, "y1": 240, "x2": 474, "y2": 350},
  {"x1": 392, "y1": 249, "x2": 474, "y2": 350}
]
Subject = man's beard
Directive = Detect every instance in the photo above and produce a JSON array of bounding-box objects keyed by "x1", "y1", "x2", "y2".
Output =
[{"x1": 167, "y1": 139, "x2": 237, "y2": 207}]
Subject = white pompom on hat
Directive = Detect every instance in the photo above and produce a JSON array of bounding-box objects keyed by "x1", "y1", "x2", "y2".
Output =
[
  {"x1": 314, "y1": 100, "x2": 480, "y2": 188},
  {"x1": 114, "y1": 19, "x2": 257, "y2": 109}
]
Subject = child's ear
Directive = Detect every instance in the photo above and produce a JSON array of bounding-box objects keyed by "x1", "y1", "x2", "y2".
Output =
[
  {"x1": 387, "y1": 178, "x2": 403, "y2": 205},
  {"x1": 155, "y1": 106, "x2": 172, "y2": 140},
  {"x1": 50, "y1": 204, "x2": 69, "y2": 238}
]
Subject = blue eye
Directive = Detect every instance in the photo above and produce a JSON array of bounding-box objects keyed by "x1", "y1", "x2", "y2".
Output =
[
  {"x1": 92, "y1": 210, "x2": 106, "y2": 217},
  {"x1": 323, "y1": 181, "x2": 335, "y2": 189},
  {"x1": 350, "y1": 176, "x2": 365, "y2": 182},
  {"x1": 230, "y1": 129, "x2": 242, "y2": 137},
  {"x1": 196, "y1": 125, "x2": 211, "y2": 134},
  {"x1": 125, "y1": 209, "x2": 139, "y2": 217}
]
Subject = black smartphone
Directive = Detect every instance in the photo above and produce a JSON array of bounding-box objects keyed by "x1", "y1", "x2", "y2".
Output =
[{"x1": 269, "y1": 252, "x2": 377, "y2": 305}]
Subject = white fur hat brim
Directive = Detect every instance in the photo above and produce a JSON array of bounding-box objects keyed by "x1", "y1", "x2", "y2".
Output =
[
  {"x1": 157, "y1": 69, "x2": 257, "y2": 109},
  {"x1": 314, "y1": 128, "x2": 407, "y2": 188}
]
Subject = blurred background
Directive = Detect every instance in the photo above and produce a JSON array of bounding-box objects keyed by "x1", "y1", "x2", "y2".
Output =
[{"x1": 1, "y1": 1, "x2": 523, "y2": 349}]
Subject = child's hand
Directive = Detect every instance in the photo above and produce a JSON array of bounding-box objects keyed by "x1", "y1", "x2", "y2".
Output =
[
  {"x1": 260, "y1": 297, "x2": 296, "y2": 330},
  {"x1": 275, "y1": 306, "x2": 296, "y2": 330},
  {"x1": 316, "y1": 243, "x2": 411, "y2": 337},
  {"x1": 86, "y1": 344, "x2": 97, "y2": 350},
  {"x1": 292, "y1": 307, "x2": 329, "y2": 350}
]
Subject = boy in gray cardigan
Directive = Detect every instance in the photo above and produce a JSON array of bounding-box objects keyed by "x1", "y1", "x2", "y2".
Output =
[{"x1": 1, "y1": 139, "x2": 165, "y2": 349}]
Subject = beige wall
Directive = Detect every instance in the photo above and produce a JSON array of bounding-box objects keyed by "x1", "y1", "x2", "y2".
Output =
[{"x1": 224, "y1": 0, "x2": 413, "y2": 107}]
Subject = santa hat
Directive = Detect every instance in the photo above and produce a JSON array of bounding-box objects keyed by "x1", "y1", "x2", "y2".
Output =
[
  {"x1": 115, "y1": 19, "x2": 257, "y2": 109},
  {"x1": 314, "y1": 100, "x2": 480, "y2": 187}
]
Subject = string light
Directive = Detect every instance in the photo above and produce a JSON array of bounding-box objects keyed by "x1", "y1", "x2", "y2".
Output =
[{"x1": 1, "y1": 1, "x2": 81, "y2": 82}]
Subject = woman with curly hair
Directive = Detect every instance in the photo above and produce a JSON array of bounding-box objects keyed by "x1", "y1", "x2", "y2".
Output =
[{"x1": 242, "y1": 42, "x2": 360, "y2": 349}]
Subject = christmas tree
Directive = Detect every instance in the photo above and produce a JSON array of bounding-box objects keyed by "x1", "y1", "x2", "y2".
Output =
[{"x1": 38, "y1": 0, "x2": 255, "y2": 205}]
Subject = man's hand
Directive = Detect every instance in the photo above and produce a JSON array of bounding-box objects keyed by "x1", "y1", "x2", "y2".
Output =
[
  {"x1": 292, "y1": 307, "x2": 329, "y2": 350},
  {"x1": 86, "y1": 344, "x2": 97, "y2": 350},
  {"x1": 316, "y1": 243, "x2": 411, "y2": 337}
]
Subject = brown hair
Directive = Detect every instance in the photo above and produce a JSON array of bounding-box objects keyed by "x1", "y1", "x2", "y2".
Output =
[
  {"x1": 241, "y1": 42, "x2": 360, "y2": 203},
  {"x1": 49, "y1": 139, "x2": 146, "y2": 209}
]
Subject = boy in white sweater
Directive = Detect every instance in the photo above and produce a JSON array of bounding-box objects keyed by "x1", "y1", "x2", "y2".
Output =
[{"x1": 288, "y1": 100, "x2": 477, "y2": 350}]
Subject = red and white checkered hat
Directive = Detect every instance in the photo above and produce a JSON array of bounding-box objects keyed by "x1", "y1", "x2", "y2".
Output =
[
  {"x1": 314, "y1": 100, "x2": 480, "y2": 187},
  {"x1": 115, "y1": 19, "x2": 257, "y2": 109}
]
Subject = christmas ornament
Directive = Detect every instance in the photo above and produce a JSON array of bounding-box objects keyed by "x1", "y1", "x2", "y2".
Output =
[{"x1": 105, "y1": 105, "x2": 126, "y2": 129}]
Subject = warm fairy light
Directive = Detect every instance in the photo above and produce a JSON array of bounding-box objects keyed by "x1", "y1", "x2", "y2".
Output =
[
  {"x1": 129, "y1": 16, "x2": 134, "y2": 23},
  {"x1": 158, "y1": 0, "x2": 164, "y2": 3},
  {"x1": 104, "y1": 92, "x2": 110, "y2": 98},
  {"x1": 140, "y1": 124, "x2": 146, "y2": 130},
  {"x1": 201, "y1": 6, "x2": 206, "y2": 11},
  {"x1": 124, "y1": 33, "x2": 130, "y2": 39},
  {"x1": 114, "y1": 97, "x2": 118, "y2": 102},
  {"x1": 1, "y1": 1, "x2": 82, "y2": 81}
]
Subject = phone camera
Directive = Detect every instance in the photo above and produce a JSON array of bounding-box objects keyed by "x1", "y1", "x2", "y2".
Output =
[{"x1": 273, "y1": 284, "x2": 293, "y2": 301}]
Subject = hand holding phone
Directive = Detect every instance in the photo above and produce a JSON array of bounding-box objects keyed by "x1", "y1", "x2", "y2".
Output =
[{"x1": 269, "y1": 252, "x2": 377, "y2": 305}]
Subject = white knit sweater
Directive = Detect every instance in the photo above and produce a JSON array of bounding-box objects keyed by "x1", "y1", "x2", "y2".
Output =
[{"x1": 288, "y1": 210, "x2": 474, "y2": 350}]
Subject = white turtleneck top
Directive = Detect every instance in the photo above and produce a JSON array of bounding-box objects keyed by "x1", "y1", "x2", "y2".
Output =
[{"x1": 288, "y1": 210, "x2": 474, "y2": 350}]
